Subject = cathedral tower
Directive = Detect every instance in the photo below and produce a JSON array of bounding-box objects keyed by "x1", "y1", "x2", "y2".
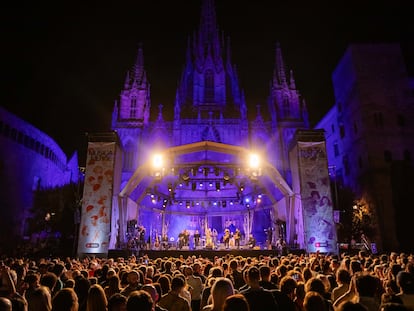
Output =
[
  {"x1": 268, "y1": 43, "x2": 309, "y2": 182},
  {"x1": 112, "y1": 44, "x2": 151, "y2": 175},
  {"x1": 172, "y1": 0, "x2": 248, "y2": 146}
]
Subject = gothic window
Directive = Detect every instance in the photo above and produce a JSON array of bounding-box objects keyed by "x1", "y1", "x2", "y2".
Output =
[
  {"x1": 204, "y1": 69, "x2": 214, "y2": 103},
  {"x1": 123, "y1": 141, "x2": 135, "y2": 171},
  {"x1": 201, "y1": 125, "x2": 221, "y2": 142},
  {"x1": 339, "y1": 124, "x2": 345, "y2": 139},
  {"x1": 130, "y1": 97, "x2": 137, "y2": 118},
  {"x1": 343, "y1": 155, "x2": 350, "y2": 176}
]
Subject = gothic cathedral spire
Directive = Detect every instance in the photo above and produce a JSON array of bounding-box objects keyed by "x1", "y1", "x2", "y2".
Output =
[
  {"x1": 174, "y1": 0, "x2": 247, "y2": 121},
  {"x1": 269, "y1": 42, "x2": 308, "y2": 124},
  {"x1": 112, "y1": 43, "x2": 150, "y2": 128}
]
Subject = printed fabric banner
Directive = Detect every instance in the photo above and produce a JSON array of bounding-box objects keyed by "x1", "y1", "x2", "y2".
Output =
[
  {"x1": 298, "y1": 141, "x2": 337, "y2": 253},
  {"x1": 78, "y1": 142, "x2": 116, "y2": 255}
]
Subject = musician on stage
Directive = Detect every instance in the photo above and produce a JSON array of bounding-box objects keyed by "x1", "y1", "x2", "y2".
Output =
[
  {"x1": 275, "y1": 237, "x2": 287, "y2": 255},
  {"x1": 178, "y1": 230, "x2": 185, "y2": 249},
  {"x1": 194, "y1": 230, "x2": 201, "y2": 248},
  {"x1": 234, "y1": 228, "x2": 241, "y2": 249},
  {"x1": 223, "y1": 229, "x2": 231, "y2": 249},
  {"x1": 183, "y1": 229, "x2": 190, "y2": 247},
  {"x1": 161, "y1": 234, "x2": 169, "y2": 250},
  {"x1": 138, "y1": 225, "x2": 146, "y2": 250},
  {"x1": 212, "y1": 228, "x2": 218, "y2": 246},
  {"x1": 248, "y1": 234, "x2": 256, "y2": 249},
  {"x1": 205, "y1": 228, "x2": 213, "y2": 248},
  {"x1": 265, "y1": 227, "x2": 273, "y2": 249}
]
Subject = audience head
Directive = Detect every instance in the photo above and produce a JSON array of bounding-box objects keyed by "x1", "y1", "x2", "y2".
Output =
[
  {"x1": 337, "y1": 301, "x2": 368, "y2": 311},
  {"x1": 86, "y1": 284, "x2": 107, "y2": 311},
  {"x1": 0, "y1": 297, "x2": 12, "y2": 311},
  {"x1": 107, "y1": 293, "x2": 127, "y2": 311},
  {"x1": 29, "y1": 286, "x2": 52, "y2": 311},
  {"x1": 305, "y1": 277, "x2": 326, "y2": 296},
  {"x1": 355, "y1": 273, "x2": 379, "y2": 297},
  {"x1": 337, "y1": 268, "x2": 352, "y2": 285},
  {"x1": 211, "y1": 277, "x2": 235, "y2": 309},
  {"x1": 171, "y1": 276, "x2": 185, "y2": 292},
  {"x1": 223, "y1": 294, "x2": 250, "y2": 311},
  {"x1": 52, "y1": 288, "x2": 79, "y2": 311},
  {"x1": 246, "y1": 266, "x2": 260, "y2": 284},
  {"x1": 126, "y1": 290, "x2": 153, "y2": 311},
  {"x1": 280, "y1": 275, "x2": 297, "y2": 297},
  {"x1": 396, "y1": 271, "x2": 414, "y2": 294},
  {"x1": 141, "y1": 284, "x2": 159, "y2": 308},
  {"x1": 303, "y1": 291, "x2": 327, "y2": 311}
]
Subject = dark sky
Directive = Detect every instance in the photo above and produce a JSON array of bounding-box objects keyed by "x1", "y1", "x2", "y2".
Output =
[{"x1": 2, "y1": 1, "x2": 414, "y2": 164}]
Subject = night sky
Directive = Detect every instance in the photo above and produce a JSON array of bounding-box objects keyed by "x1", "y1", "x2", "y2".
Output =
[{"x1": 2, "y1": 1, "x2": 414, "y2": 165}]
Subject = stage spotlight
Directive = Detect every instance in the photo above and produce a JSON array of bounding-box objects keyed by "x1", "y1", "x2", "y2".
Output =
[
  {"x1": 186, "y1": 201, "x2": 190, "y2": 209},
  {"x1": 223, "y1": 172, "x2": 230, "y2": 185},
  {"x1": 215, "y1": 182, "x2": 220, "y2": 191},
  {"x1": 152, "y1": 153, "x2": 163, "y2": 169},
  {"x1": 240, "y1": 183, "x2": 245, "y2": 192},
  {"x1": 168, "y1": 183, "x2": 173, "y2": 192},
  {"x1": 248, "y1": 153, "x2": 260, "y2": 169}
]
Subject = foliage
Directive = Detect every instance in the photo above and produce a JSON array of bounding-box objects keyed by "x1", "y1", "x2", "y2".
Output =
[{"x1": 30, "y1": 184, "x2": 79, "y2": 235}]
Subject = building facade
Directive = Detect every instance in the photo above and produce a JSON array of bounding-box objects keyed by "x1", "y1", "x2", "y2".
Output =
[
  {"x1": 109, "y1": 0, "x2": 327, "y2": 251},
  {"x1": 316, "y1": 44, "x2": 414, "y2": 251},
  {"x1": 0, "y1": 106, "x2": 80, "y2": 252}
]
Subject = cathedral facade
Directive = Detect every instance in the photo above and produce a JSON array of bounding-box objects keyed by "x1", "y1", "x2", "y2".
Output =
[{"x1": 106, "y1": 0, "x2": 317, "y2": 252}]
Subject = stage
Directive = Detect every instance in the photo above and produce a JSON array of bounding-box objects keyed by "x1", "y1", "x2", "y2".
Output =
[{"x1": 108, "y1": 247, "x2": 306, "y2": 260}]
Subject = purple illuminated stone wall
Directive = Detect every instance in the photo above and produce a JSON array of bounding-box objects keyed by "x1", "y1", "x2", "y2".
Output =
[{"x1": 0, "y1": 106, "x2": 79, "y2": 249}]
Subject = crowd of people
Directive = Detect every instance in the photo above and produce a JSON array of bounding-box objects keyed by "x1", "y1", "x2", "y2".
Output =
[{"x1": 0, "y1": 249, "x2": 413, "y2": 311}]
